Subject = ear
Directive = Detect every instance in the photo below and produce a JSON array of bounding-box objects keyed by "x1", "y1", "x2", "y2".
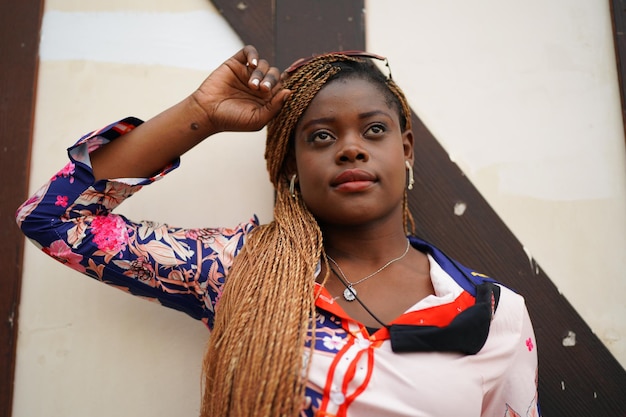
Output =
[
  {"x1": 283, "y1": 148, "x2": 298, "y2": 179},
  {"x1": 402, "y1": 129, "x2": 414, "y2": 164}
]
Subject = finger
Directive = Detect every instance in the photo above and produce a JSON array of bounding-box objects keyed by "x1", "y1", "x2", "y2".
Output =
[
  {"x1": 266, "y1": 89, "x2": 292, "y2": 114},
  {"x1": 258, "y1": 63, "x2": 282, "y2": 93},
  {"x1": 242, "y1": 45, "x2": 259, "y2": 68},
  {"x1": 225, "y1": 46, "x2": 258, "y2": 83},
  {"x1": 249, "y1": 59, "x2": 270, "y2": 89},
  {"x1": 259, "y1": 68, "x2": 281, "y2": 92}
]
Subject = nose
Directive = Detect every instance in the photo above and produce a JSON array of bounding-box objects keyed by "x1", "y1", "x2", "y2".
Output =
[{"x1": 335, "y1": 134, "x2": 369, "y2": 163}]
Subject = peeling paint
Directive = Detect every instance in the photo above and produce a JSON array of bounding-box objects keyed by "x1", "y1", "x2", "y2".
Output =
[
  {"x1": 522, "y1": 246, "x2": 534, "y2": 271},
  {"x1": 603, "y1": 329, "x2": 620, "y2": 345},
  {"x1": 453, "y1": 201, "x2": 467, "y2": 216},
  {"x1": 562, "y1": 331, "x2": 577, "y2": 347},
  {"x1": 7, "y1": 309, "x2": 14, "y2": 329}
]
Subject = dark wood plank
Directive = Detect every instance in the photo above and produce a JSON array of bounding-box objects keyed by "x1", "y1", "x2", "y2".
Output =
[
  {"x1": 211, "y1": 0, "x2": 365, "y2": 69},
  {"x1": 0, "y1": 1, "x2": 44, "y2": 416},
  {"x1": 211, "y1": 0, "x2": 275, "y2": 64},
  {"x1": 274, "y1": 0, "x2": 365, "y2": 69}
]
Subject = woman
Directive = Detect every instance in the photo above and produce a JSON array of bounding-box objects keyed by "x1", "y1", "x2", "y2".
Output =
[{"x1": 16, "y1": 45, "x2": 540, "y2": 416}]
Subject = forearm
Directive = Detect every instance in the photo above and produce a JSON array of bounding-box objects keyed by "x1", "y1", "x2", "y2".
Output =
[{"x1": 90, "y1": 95, "x2": 216, "y2": 181}]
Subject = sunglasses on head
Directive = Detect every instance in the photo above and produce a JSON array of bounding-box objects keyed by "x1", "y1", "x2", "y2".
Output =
[{"x1": 284, "y1": 50, "x2": 392, "y2": 80}]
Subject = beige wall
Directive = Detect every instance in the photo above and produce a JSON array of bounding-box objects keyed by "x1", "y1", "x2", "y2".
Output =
[
  {"x1": 366, "y1": 0, "x2": 626, "y2": 365},
  {"x1": 14, "y1": 0, "x2": 625, "y2": 415}
]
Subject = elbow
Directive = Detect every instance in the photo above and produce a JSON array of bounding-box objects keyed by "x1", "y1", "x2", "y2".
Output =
[{"x1": 15, "y1": 183, "x2": 55, "y2": 240}]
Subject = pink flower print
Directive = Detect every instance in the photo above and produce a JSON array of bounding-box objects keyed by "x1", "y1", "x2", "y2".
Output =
[
  {"x1": 322, "y1": 335, "x2": 346, "y2": 351},
  {"x1": 43, "y1": 240, "x2": 86, "y2": 273},
  {"x1": 85, "y1": 135, "x2": 110, "y2": 153},
  {"x1": 90, "y1": 214, "x2": 129, "y2": 255},
  {"x1": 59, "y1": 162, "x2": 75, "y2": 177},
  {"x1": 505, "y1": 391, "x2": 539, "y2": 417},
  {"x1": 75, "y1": 182, "x2": 140, "y2": 211},
  {"x1": 15, "y1": 181, "x2": 50, "y2": 226},
  {"x1": 55, "y1": 195, "x2": 69, "y2": 208},
  {"x1": 526, "y1": 337, "x2": 534, "y2": 352},
  {"x1": 505, "y1": 404, "x2": 522, "y2": 417},
  {"x1": 127, "y1": 257, "x2": 155, "y2": 282},
  {"x1": 184, "y1": 229, "x2": 200, "y2": 241},
  {"x1": 51, "y1": 162, "x2": 76, "y2": 183},
  {"x1": 186, "y1": 228, "x2": 218, "y2": 245}
]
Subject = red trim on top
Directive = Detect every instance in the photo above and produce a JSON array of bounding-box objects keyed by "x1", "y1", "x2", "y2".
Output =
[
  {"x1": 343, "y1": 346, "x2": 375, "y2": 412},
  {"x1": 315, "y1": 283, "x2": 477, "y2": 342},
  {"x1": 319, "y1": 335, "x2": 357, "y2": 412}
]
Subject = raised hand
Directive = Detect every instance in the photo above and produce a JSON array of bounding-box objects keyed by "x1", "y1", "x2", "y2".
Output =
[
  {"x1": 90, "y1": 45, "x2": 289, "y2": 181},
  {"x1": 193, "y1": 45, "x2": 291, "y2": 133}
]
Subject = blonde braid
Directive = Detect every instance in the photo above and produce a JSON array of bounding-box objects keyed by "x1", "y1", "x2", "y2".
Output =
[
  {"x1": 201, "y1": 53, "x2": 414, "y2": 417},
  {"x1": 386, "y1": 78, "x2": 416, "y2": 236}
]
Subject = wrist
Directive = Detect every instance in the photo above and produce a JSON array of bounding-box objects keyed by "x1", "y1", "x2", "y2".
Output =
[{"x1": 187, "y1": 91, "x2": 219, "y2": 137}]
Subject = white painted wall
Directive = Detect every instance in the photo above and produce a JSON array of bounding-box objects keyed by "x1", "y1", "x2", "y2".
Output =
[
  {"x1": 14, "y1": 0, "x2": 625, "y2": 416},
  {"x1": 366, "y1": 0, "x2": 626, "y2": 366}
]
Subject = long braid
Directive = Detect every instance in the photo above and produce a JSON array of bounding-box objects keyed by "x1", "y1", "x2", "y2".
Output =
[{"x1": 201, "y1": 53, "x2": 414, "y2": 417}]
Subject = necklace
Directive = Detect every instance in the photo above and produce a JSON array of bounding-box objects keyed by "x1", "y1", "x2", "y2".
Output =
[{"x1": 326, "y1": 239, "x2": 411, "y2": 302}]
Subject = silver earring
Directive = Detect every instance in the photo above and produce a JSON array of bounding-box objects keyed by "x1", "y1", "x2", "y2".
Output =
[
  {"x1": 405, "y1": 161, "x2": 414, "y2": 190},
  {"x1": 289, "y1": 174, "x2": 297, "y2": 198}
]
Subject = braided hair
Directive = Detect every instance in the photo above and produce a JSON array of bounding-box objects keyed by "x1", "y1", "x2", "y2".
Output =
[{"x1": 201, "y1": 53, "x2": 414, "y2": 417}]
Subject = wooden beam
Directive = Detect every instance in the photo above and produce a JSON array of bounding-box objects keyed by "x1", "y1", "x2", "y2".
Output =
[
  {"x1": 274, "y1": 0, "x2": 365, "y2": 70},
  {"x1": 0, "y1": 1, "x2": 44, "y2": 416},
  {"x1": 211, "y1": 0, "x2": 275, "y2": 64}
]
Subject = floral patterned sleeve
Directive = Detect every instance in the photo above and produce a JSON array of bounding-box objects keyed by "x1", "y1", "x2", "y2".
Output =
[{"x1": 15, "y1": 117, "x2": 258, "y2": 329}]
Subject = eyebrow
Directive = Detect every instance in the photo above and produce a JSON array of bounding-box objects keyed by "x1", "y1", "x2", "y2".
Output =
[{"x1": 299, "y1": 110, "x2": 394, "y2": 131}]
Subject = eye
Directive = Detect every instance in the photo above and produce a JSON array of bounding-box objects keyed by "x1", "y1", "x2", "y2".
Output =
[
  {"x1": 365, "y1": 123, "x2": 387, "y2": 137},
  {"x1": 307, "y1": 130, "x2": 335, "y2": 144}
]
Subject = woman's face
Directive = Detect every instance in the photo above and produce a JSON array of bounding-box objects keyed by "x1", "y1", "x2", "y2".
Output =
[{"x1": 293, "y1": 76, "x2": 414, "y2": 229}]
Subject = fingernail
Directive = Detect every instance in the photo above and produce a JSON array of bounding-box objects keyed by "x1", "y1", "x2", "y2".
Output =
[
  {"x1": 262, "y1": 81, "x2": 272, "y2": 89},
  {"x1": 251, "y1": 78, "x2": 260, "y2": 87},
  {"x1": 251, "y1": 58, "x2": 258, "y2": 67}
]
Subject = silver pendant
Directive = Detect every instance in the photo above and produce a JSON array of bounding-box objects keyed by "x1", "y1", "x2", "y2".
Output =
[{"x1": 343, "y1": 286, "x2": 357, "y2": 301}]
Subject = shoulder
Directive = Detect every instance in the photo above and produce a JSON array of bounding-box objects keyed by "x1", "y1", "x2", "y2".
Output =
[
  {"x1": 492, "y1": 284, "x2": 530, "y2": 329},
  {"x1": 483, "y1": 284, "x2": 536, "y2": 370}
]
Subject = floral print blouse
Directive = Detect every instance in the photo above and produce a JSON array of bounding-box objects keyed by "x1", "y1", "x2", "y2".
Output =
[{"x1": 16, "y1": 118, "x2": 541, "y2": 417}]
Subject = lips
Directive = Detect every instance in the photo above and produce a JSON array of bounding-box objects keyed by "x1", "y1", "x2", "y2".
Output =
[{"x1": 331, "y1": 169, "x2": 377, "y2": 190}]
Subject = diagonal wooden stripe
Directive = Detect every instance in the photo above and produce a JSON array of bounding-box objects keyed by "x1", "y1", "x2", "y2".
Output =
[
  {"x1": 0, "y1": 1, "x2": 44, "y2": 416},
  {"x1": 211, "y1": 0, "x2": 275, "y2": 64},
  {"x1": 274, "y1": 1, "x2": 365, "y2": 70}
]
